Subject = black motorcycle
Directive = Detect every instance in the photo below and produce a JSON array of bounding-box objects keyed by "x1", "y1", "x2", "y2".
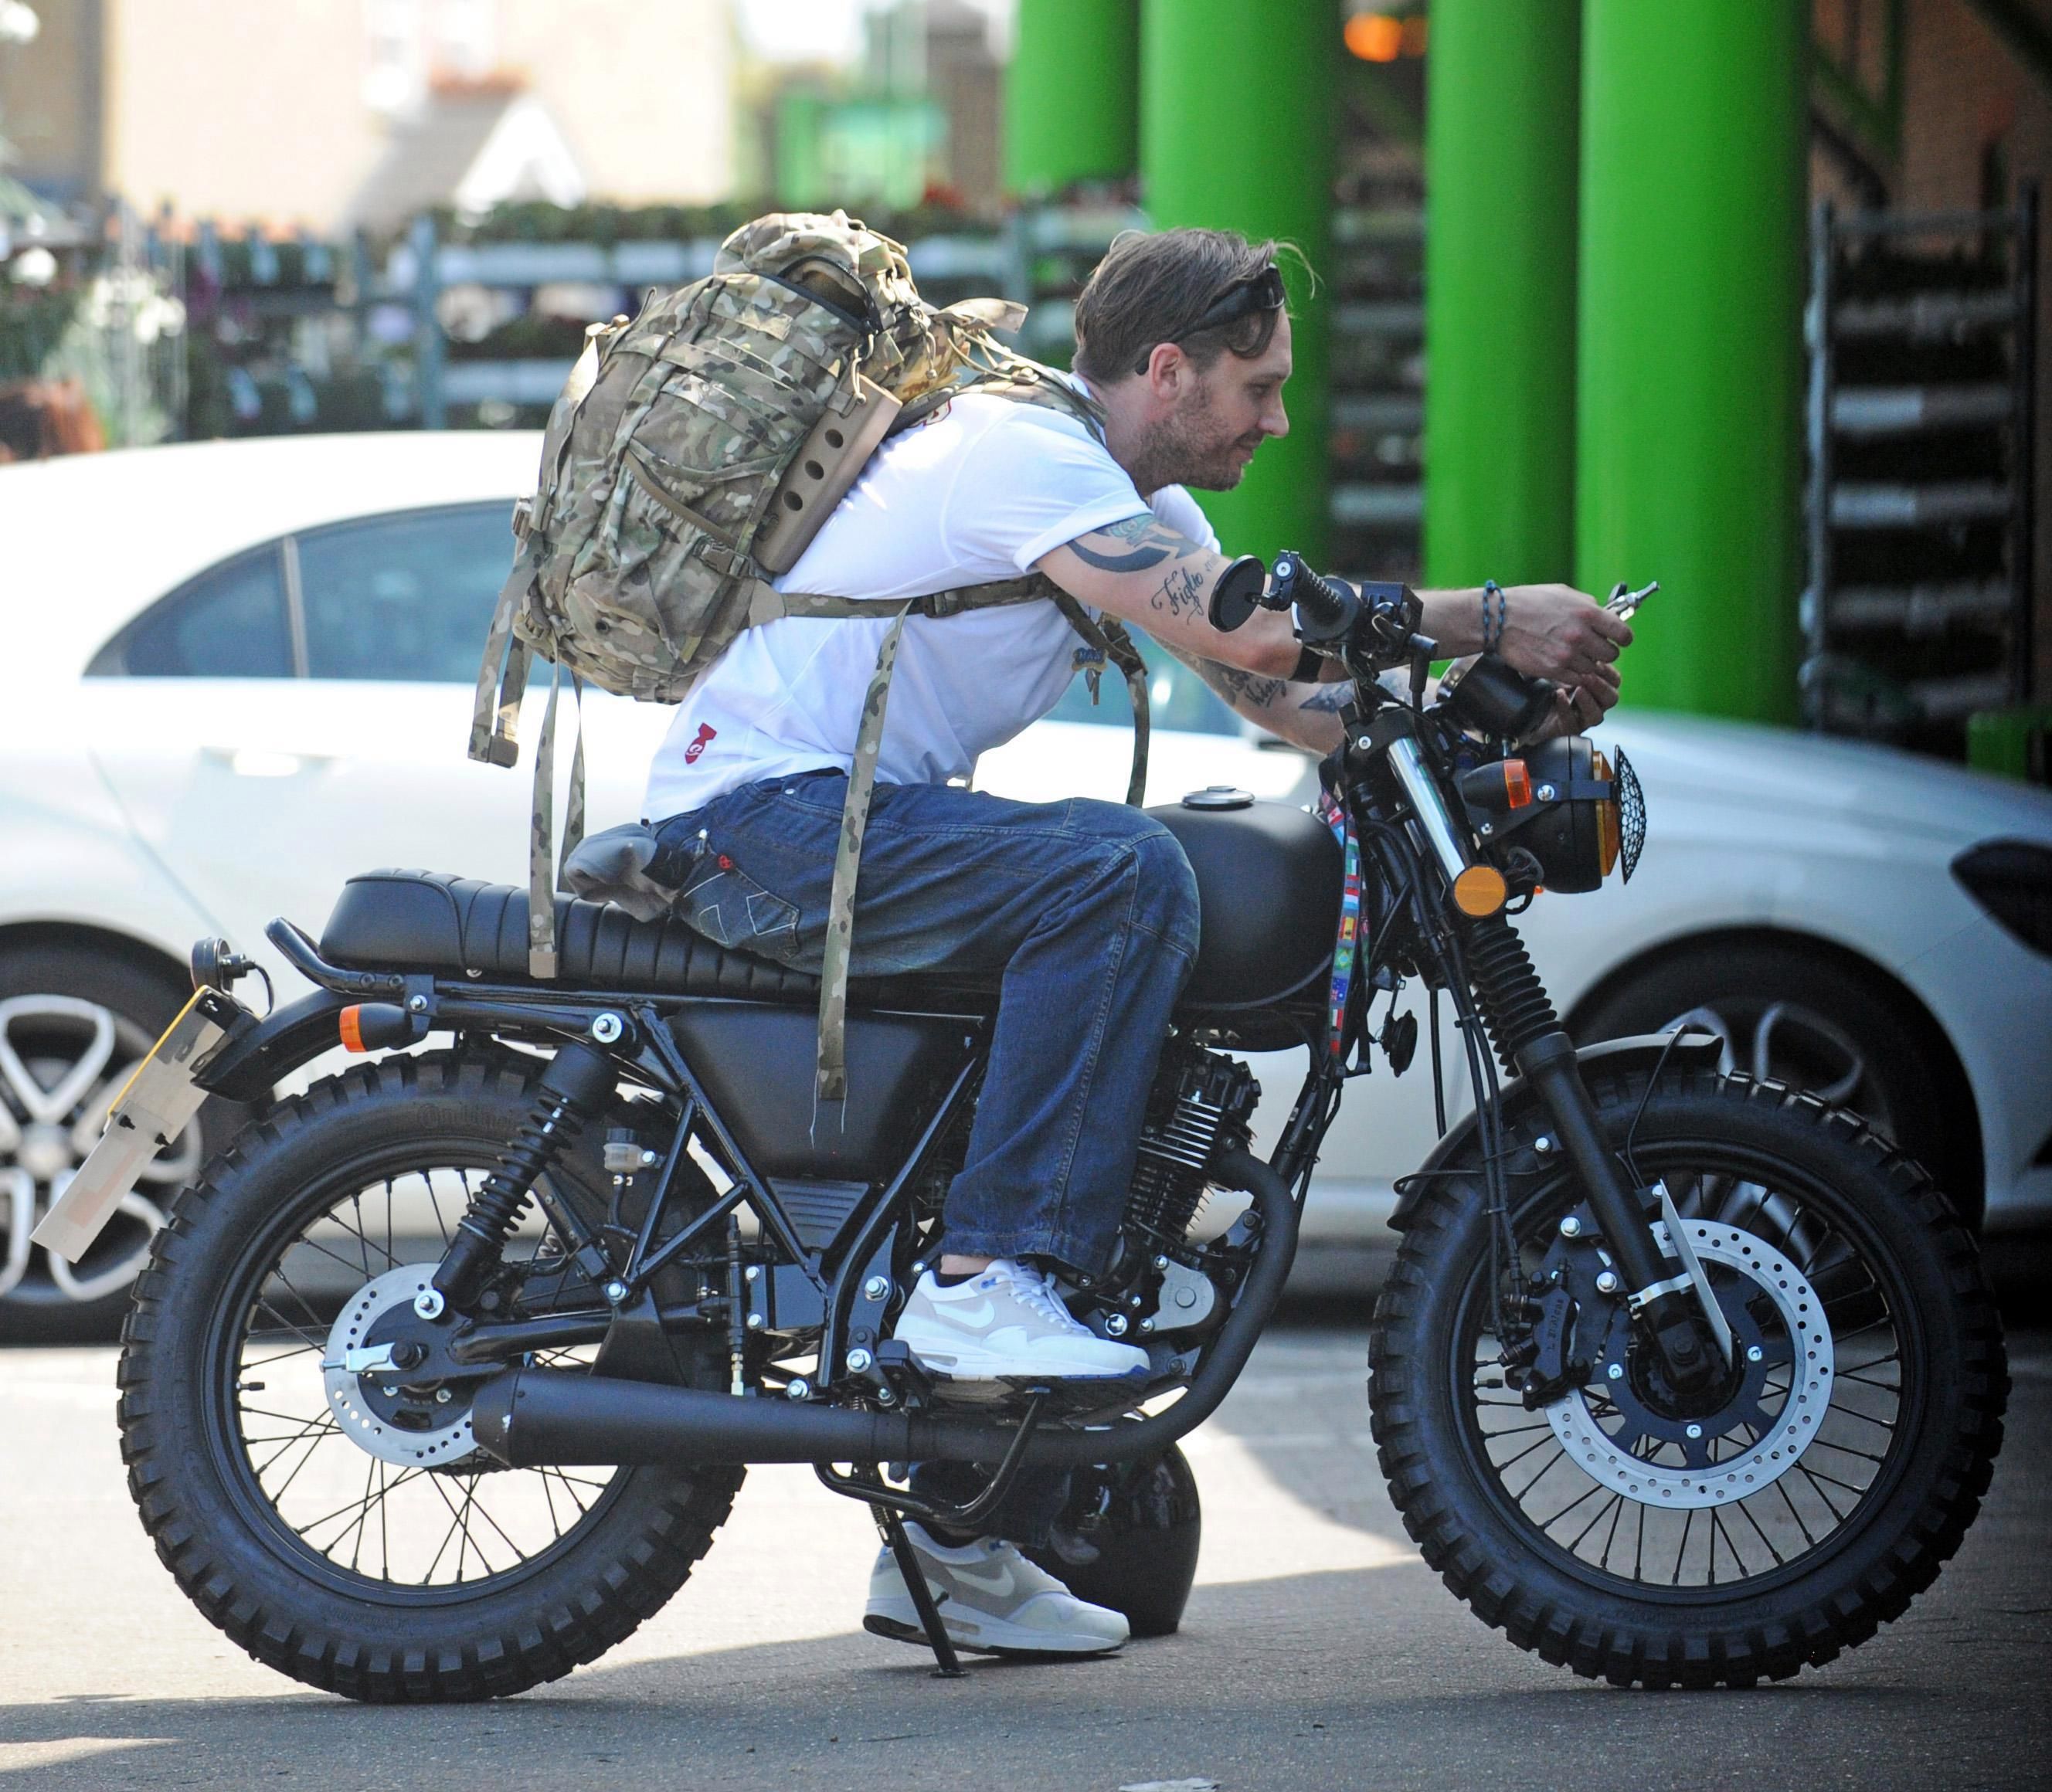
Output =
[{"x1": 67, "y1": 555, "x2": 2003, "y2": 1699}]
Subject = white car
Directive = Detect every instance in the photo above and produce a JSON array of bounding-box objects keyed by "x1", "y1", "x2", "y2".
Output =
[{"x1": 4, "y1": 433, "x2": 2050, "y2": 1336}]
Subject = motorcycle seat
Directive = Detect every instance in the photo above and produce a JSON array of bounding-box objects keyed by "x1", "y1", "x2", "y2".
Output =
[{"x1": 318, "y1": 870, "x2": 1000, "y2": 1013}]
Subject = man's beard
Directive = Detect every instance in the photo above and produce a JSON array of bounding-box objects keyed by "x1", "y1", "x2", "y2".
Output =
[{"x1": 1126, "y1": 382, "x2": 1266, "y2": 494}]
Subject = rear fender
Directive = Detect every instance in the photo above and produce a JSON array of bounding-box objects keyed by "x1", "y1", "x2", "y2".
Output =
[
  {"x1": 195, "y1": 989, "x2": 352, "y2": 1104},
  {"x1": 1387, "y1": 1032, "x2": 1728, "y2": 1232}
]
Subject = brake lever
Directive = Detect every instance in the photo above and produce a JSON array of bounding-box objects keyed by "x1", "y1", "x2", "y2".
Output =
[{"x1": 1605, "y1": 579, "x2": 1659, "y2": 621}]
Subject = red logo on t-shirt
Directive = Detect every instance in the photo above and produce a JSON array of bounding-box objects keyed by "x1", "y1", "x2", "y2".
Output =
[{"x1": 683, "y1": 723, "x2": 718, "y2": 765}]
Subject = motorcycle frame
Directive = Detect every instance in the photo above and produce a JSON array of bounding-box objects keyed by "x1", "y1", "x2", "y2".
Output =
[{"x1": 250, "y1": 916, "x2": 1340, "y2": 1410}]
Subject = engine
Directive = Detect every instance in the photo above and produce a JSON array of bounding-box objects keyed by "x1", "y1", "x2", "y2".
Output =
[{"x1": 1122, "y1": 1043, "x2": 1261, "y2": 1251}]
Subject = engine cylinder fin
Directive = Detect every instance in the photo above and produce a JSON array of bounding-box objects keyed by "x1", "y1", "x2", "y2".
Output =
[{"x1": 1123, "y1": 1045, "x2": 1260, "y2": 1247}]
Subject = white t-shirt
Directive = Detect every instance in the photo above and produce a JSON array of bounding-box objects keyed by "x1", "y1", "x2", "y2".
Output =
[{"x1": 641, "y1": 384, "x2": 1216, "y2": 822}]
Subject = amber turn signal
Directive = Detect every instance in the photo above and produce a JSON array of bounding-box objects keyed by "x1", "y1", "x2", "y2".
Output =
[
  {"x1": 1592, "y1": 749, "x2": 1621, "y2": 877},
  {"x1": 338, "y1": 1003, "x2": 413, "y2": 1053},
  {"x1": 1452, "y1": 864, "x2": 1509, "y2": 917}
]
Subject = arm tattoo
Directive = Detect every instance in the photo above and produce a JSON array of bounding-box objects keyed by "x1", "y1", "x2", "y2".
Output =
[
  {"x1": 1155, "y1": 635, "x2": 1344, "y2": 753},
  {"x1": 1151, "y1": 564, "x2": 1207, "y2": 619},
  {"x1": 1297, "y1": 682, "x2": 1351, "y2": 713},
  {"x1": 1201, "y1": 662, "x2": 1289, "y2": 708},
  {"x1": 1067, "y1": 513, "x2": 1206, "y2": 575}
]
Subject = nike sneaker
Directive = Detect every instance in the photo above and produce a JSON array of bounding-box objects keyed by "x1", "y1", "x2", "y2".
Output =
[
  {"x1": 864, "y1": 1523, "x2": 1130, "y2": 1655},
  {"x1": 889, "y1": 1260, "x2": 1150, "y2": 1383}
]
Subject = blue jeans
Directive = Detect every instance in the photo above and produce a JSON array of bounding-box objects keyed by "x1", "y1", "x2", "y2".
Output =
[{"x1": 651, "y1": 772, "x2": 1200, "y2": 1276}]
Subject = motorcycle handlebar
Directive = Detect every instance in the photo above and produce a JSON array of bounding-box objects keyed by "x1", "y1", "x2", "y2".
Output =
[{"x1": 1272, "y1": 550, "x2": 1356, "y2": 643}]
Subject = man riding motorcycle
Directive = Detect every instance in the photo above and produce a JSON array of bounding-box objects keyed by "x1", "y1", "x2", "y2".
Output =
[{"x1": 640, "y1": 226, "x2": 1632, "y2": 1657}]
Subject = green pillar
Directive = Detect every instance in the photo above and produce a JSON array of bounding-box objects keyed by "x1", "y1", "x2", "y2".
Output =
[
  {"x1": 1575, "y1": 2, "x2": 1809, "y2": 722},
  {"x1": 1005, "y1": 0, "x2": 1140, "y2": 197},
  {"x1": 1140, "y1": 0, "x2": 1333, "y2": 563},
  {"x1": 1424, "y1": 0, "x2": 1580, "y2": 589}
]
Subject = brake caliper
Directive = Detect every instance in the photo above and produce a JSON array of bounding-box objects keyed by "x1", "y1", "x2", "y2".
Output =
[{"x1": 1503, "y1": 1207, "x2": 1618, "y2": 1410}]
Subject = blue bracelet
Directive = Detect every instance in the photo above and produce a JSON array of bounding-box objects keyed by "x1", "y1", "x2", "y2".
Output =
[{"x1": 1481, "y1": 580, "x2": 1505, "y2": 655}]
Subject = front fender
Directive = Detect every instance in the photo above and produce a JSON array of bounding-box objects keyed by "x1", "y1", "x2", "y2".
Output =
[
  {"x1": 195, "y1": 988, "x2": 351, "y2": 1105},
  {"x1": 1387, "y1": 1031, "x2": 1727, "y2": 1232}
]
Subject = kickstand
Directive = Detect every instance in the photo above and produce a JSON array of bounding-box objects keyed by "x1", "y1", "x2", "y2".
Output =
[{"x1": 877, "y1": 1508, "x2": 967, "y2": 1678}]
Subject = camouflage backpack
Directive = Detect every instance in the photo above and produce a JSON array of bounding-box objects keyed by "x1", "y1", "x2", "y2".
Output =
[{"x1": 471, "y1": 211, "x2": 1149, "y2": 1101}]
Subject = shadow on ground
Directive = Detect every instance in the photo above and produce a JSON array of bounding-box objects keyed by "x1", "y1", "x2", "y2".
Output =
[{"x1": 4, "y1": 1559, "x2": 2045, "y2": 1792}]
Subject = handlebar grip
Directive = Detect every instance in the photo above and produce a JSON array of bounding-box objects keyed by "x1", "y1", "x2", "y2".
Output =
[{"x1": 1273, "y1": 552, "x2": 1344, "y2": 630}]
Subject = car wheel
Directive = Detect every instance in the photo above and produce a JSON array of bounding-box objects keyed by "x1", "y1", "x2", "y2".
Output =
[
  {"x1": 0, "y1": 945, "x2": 256, "y2": 1342},
  {"x1": 1571, "y1": 938, "x2": 1969, "y2": 1220}
]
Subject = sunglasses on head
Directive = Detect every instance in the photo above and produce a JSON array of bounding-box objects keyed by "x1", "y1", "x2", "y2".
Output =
[{"x1": 1132, "y1": 265, "x2": 1287, "y2": 376}]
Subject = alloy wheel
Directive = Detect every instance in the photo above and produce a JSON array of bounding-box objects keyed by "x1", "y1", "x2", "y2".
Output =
[
  {"x1": 1662, "y1": 1000, "x2": 1895, "y2": 1137},
  {"x1": 0, "y1": 993, "x2": 198, "y2": 1309}
]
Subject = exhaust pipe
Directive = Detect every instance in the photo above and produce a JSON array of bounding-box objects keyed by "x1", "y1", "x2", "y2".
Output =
[{"x1": 471, "y1": 1148, "x2": 1298, "y2": 1470}]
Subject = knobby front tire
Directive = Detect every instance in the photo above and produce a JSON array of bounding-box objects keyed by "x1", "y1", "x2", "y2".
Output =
[
  {"x1": 117, "y1": 1053, "x2": 742, "y2": 1702},
  {"x1": 1367, "y1": 1067, "x2": 2006, "y2": 1689}
]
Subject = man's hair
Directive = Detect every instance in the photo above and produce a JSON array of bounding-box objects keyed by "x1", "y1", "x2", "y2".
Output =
[{"x1": 1072, "y1": 226, "x2": 1284, "y2": 386}]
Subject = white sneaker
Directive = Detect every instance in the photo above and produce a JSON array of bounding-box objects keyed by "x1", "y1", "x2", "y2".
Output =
[
  {"x1": 864, "y1": 1523, "x2": 1129, "y2": 1656},
  {"x1": 890, "y1": 1260, "x2": 1150, "y2": 1383}
]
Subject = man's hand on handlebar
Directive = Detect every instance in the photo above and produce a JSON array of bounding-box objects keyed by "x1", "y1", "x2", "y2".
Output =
[
  {"x1": 1490, "y1": 583, "x2": 1633, "y2": 690},
  {"x1": 1415, "y1": 580, "x2": 1629, "y2": 738}
]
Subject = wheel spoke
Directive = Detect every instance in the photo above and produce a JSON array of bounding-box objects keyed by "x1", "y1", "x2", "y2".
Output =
[
  {"x1": 1504, "y1": 1442, "x2": 1568, "y2": 1502},
  {"x1": 214, "y1": 1150, "x2": 624, "y2": 1597},
  {"x1": 1455, "y1": 1135, "x2": 1915, "y2": 1597}
]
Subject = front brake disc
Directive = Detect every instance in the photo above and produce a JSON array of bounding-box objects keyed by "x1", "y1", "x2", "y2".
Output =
[{"x1": 1542, "y1": 1219, "x2": 1836, "y2": 1511}]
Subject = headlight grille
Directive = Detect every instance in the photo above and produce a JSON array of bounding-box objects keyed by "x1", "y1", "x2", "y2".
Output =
[{"x1": 1615, "y1": 746, "x2": 1646, "y2": 883}]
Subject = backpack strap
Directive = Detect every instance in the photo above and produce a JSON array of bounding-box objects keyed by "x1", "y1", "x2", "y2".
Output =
[
  {"x1": 525, "y1": 662, "x2": 589, "y2": 976},
  {"x1": 1049, "y1": 594, "x2": 1150, "y2": 806},
  {"x1": 814, "y1": 597, "x2": 912, "y2": 1108}
]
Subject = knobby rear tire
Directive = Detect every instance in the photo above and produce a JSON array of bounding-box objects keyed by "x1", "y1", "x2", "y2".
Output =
[
  {"x1": 1367, "y1": 1067, "x2": 2006, "y2": 1689},
  {"x1": 117, "y1": 1052, "x2": 743, "y2": 1702}
]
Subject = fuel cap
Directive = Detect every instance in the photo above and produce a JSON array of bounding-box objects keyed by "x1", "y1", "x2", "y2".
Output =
[{"x1": 1181, "y1": 786, "x2": 1254, "y2": 809}]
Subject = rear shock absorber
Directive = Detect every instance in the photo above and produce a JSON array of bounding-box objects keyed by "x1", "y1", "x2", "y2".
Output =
[
  {"x1": 1462, "y1": 914, "x2": 1558, "y2": 1078},
  {"x1": 431, "y1": 1040, "x2": 619, "y2": 1309}
]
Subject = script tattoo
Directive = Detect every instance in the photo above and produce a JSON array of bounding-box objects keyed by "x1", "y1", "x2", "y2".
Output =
[
  {"x1": 1067, "y1": 514, "x2": 1206, "y2": 575},
  {"x1": 1151, "y1": 564, "x2": 1208, "y2": 619},
  {"x1": 1201, "y1": 662, "x2": 1289, "y2": 708}
]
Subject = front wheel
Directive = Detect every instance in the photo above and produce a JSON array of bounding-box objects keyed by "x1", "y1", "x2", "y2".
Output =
[
  {"x1": 119, "y1": 1052, "x2": 742, "y2": 1702},
  {"x1": 1368, "y1": 1067, "x2": 2005, "y2": 1688}
]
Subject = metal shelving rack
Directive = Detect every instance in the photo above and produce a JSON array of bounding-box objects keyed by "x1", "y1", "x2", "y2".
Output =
[{"x1": 1803, "y1": 184, "x2": 2040, "y2": 749}]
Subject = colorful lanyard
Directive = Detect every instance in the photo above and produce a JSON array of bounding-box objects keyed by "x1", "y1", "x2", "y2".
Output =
[{"x1": 1318, "y1": 789, "x2": 1361, "y2": 1061}]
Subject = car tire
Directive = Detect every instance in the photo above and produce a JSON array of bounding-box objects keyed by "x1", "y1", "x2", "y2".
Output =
[
  {"x1": 1571, "y1": 938, "x2": 1971, "y2": 1223},
  {"x1": 0, "y1": 944, "x2": 257, "y2": 1342}
]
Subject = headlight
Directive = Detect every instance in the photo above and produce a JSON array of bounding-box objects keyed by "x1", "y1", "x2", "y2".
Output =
[
  {"x1": 1459, "y1": 737, "x2": 1645, "y2": 894},
  {"x1": 1952, "y1": 839, "x2": 2052, "y2": 956}
]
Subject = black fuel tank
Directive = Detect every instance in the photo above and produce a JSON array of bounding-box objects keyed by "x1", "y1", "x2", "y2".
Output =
[{"x1": 1150, "y1": 794, "x2": 1340, "y2": 1009}]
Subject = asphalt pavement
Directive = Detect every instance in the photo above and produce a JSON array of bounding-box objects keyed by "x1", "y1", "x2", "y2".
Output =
[{"x1": 2, "y1": 1320, "x2": 2047, "y2": 1792}]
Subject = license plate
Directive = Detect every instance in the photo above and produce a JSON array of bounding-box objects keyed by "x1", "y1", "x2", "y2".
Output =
[{"x1": 31, "y1": 989, "x2": 233, "y2": 1264}]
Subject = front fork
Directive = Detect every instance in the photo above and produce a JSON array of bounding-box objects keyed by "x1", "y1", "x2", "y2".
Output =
[
  {"x1": 1462, "y1": 913, "x2": 1723, "y2": 1396},
  {"x1": 1513, "y1": 1033, "x2": 1721, "y2": 1393}
]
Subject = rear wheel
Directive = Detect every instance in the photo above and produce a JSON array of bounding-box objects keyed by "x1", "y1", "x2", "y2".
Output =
[
  {"x1": 1369, "y1": 1067, "x2": 2005, "y2": 1688},
  {"x1": 119, "y1": 1051, "x2": 742, "y2": 1702}
]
